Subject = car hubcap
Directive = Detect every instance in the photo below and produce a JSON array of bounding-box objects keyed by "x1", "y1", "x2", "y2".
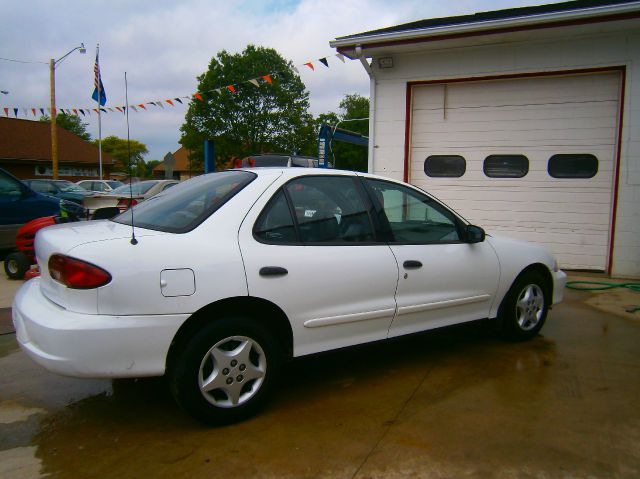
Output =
[
  {"x1": 516, "y1": 284, "x2": 544, "y2": 331},
  {"x1": 7, "y1": 260, "x2": 18, "y2": 274},
  {"x1": 198, "y1": 335, "x2": 266, "y2": 408}
]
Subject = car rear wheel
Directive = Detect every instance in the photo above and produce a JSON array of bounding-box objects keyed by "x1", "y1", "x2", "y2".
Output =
[
  {"x1": 169, "y1": 317, "x2": 281, "y2": 425},
  {"x1": 499, "y1": 271, "x2": 549, "y2": 341},
  {"x1": 4, "y1": 252, "x2": 30, "y2": 280}
]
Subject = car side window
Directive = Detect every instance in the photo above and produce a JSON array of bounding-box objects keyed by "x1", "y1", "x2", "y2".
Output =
[
  {"x1": 0, "y1": 173, "x2": 24, "y2": 200},
  {"x1": 365, "y1": 179, "x2": 461, "y2": 243},
  {"x1": 30, "y1": 182, "x2": 57, "y2": 195},
  {"x1": 254, "y1": 176, "x2": 375, "y2": 244}
]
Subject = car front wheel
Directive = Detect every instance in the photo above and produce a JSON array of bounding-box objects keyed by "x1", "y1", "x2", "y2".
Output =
[
  {"x1": 169, "y1": 317, "x2": 281, "y2": 425},
  {"x1": 499, "y1": 271, "x2": 549, "y2": 341}
]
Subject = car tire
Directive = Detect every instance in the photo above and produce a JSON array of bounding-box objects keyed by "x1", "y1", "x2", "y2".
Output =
[
  {"x1": 4, "y1": 252, "x2": 30, "y2": 280},
  {"x1": 498, "y1": 271, "x2": 549, "y2": 341},
  {"x1": 169, "y1": 316, "x2": 281, "y2": 425}
]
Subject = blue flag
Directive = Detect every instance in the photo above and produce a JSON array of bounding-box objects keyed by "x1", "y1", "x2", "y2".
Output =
[{"x1": 92, "y1": 52, "x2": 107, "y2": 106}]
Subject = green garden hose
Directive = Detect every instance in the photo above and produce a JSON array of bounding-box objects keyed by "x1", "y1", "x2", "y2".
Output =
[{"x1": 566, "y1": 281, "x2": 640, "y2": 312}]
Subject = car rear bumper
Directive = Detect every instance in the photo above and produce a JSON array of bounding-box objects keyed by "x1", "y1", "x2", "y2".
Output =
[{"x1": 12, "y1": 278, "x2": 189, "y2": 378}]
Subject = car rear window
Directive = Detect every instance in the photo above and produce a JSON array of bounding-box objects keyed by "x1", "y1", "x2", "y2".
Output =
[
  {"x1": 112, "y1": 171, "x2": 256, "y2": 233},
  {"x1": 244, "y1": 155, "x2": 289, "y2": 167}
]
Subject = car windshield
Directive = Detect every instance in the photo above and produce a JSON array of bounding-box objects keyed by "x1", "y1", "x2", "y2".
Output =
[
  {"x1": 56, "y1": 181, "x2": 87, "y2": 193},
  {"x1": 112, "y1": 171, "x2": 256, "y2": 233},
  {"x1": 107, "y1": 181, "x2": 124, "y2": 189},
  {"x1": 112, "y1": 181, "x2": 158, "y2": 195}
]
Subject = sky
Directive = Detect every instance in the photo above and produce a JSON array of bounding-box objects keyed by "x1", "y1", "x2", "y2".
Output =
[{"x1": 0, "y1": 0, "x2": 561, "y2": 162}]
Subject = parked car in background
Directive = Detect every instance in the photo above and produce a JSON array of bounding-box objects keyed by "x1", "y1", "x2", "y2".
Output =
[
  {"x1": 76, "y1": 179, "x2": 124, "y2": 193},
  {"x1": 239, "y1": 154, "x2": 320, "y2": 168},
  {"x1": 83, "y1": 179, "x2": 179, "y2": 213},
  {"x1": 1, "y1": 168, "x2": 84, "y2": 277},
  {"x1": 13, "y1": 168, "x2": 566, "y2": 425},
  {"x1": 22, "y1": 179, "x2": 94, "y2": 205}
]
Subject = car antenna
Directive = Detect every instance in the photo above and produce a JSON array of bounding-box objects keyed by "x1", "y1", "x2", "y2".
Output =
[{"x1": 125, "y1": 71, "x2": 138, "y2": 245}]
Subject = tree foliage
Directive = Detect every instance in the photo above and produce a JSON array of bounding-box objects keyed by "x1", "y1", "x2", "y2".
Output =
[
  {"x1": 92, "y1": 136, "x2": 149, "y2": 175},
  {"x1": 180, "y1": 45, "x2": 315, "y2": 168},
  {"x1": 40, "y1": 113, "x2": 91, "y2": 141},
  {"x1": 321, "y1": 94, "x2": 370, "y2": 171}
]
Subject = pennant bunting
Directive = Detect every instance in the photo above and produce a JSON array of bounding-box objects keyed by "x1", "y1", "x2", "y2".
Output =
[
  {"x1": 14, "y1": 108, "x2": 18, "y2": 117},
  {"x1": 166, "y1": 99, "x2": 174, "y2": 106},
  {"x1": 174, "y1": 98, "x2": 183, "y2": 104},
  {"x1": 130, "y1": 106, "x2": 138, "y2": 112},
  {"x1": 249, "y1": 79, "x2": 260, "y2": 87},
  {"x1": 319, "y1": 58, "x2": 329, "y2": 68},
  {"x1": 262, "y1": 75, "x2": 272, "y2": 84},
  {"x1": 193, "y1": 93, "x2": 204, "y2": 102},
  {"x1": 31, "y1": 108, "x2": 36, "y2": 117},
  {"x1": 40, "y1": 108, "x2": 45, "y2": 116},
  {"x1": 336, "y1": 53, "x2": 345, "y2": 63},
  {"x1": 138, "y1": 104, "x2": 146, "y2": 110},
  {"x1": 227, "y1": 85, "x2": 236, "y2": 93},
  {"x1": 304, "y1": 62, "x2": 314, "y2": 71},
  {"x1": 115, "y1": 106, "x2": 123, "y2": 113},
  {"x1": 79, "y1": 109, "x2": 85, "y2": 116}
]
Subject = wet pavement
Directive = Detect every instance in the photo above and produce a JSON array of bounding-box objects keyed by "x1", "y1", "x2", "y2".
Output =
[{"x1": 1, "y1": 274, "x2": 639, "y2": 478}]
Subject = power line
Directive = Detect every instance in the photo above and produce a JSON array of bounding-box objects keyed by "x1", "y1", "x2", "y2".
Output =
[{"x1": 0, "y1": 56, "x2": 48, "y2": 65}]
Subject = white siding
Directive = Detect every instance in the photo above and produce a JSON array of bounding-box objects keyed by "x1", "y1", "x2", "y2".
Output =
[{"x1": 369, "y1": 28, "x2": 640, "y2": 277}]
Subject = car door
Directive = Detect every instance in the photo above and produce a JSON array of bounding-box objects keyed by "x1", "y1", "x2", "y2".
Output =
[
  {"x1": 364, "y1": 178, "x2": 500, "y2": 338},
  {"x1": 238, "y1": 174, "x2": 399, "y2": 357}
]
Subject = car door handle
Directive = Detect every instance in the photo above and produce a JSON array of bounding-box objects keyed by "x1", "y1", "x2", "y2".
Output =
[
  {"x1": 403, "y1": 260, "x2": 422, "y2": 269},
  {"x1": 259, "y1": 266, "x2": 288, "y2": 277}
]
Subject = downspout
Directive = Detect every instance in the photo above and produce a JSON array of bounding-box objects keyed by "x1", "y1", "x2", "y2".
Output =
[{"x1": 354, "y1": 45, "x2": 376, "y2": 174}]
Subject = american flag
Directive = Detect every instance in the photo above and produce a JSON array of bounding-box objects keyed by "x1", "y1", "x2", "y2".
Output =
[{"x1": 92, "y1": 51, "x2": 107, "y2": 106}]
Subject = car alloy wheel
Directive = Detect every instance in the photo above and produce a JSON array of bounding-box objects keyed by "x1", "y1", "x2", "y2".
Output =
[
  {"x1": 515, "y1": 284, "x2": 545, "y2": 331},
  {"x1": 198, "y1": 335, "x2": 266, "y2": 408}
]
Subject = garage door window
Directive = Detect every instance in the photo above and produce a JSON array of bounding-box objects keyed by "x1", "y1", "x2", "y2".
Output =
[
  {"x1": 548, "y1": 154, "x2": 598, "y2": 179},
  {"x1": 424, "y1": 155, "x2": 466, "y2": 178},
  {"x1": 484, "y1": 155, "x2": 529, "y2": 178}
]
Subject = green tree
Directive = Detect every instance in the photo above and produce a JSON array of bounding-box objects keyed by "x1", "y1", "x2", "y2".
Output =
[
  {"x1": 92, "y1": 136, "x2": 149, "y2": 176},
  {"x1": 180, "y1": 45, "x2": 314, "y2": 168},
  {"x1": 317, "y1": 94, "x2": 369, "y2": 171},
  {"x1": 40, "y1": 113, "x2": 91, "y2": 141}
]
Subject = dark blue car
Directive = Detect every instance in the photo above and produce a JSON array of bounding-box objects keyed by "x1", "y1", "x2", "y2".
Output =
[{"x1": 1, "y1": 168, "x2": 84, "y2": 277}]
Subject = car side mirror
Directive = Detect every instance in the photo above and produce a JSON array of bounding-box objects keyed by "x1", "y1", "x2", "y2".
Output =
[{"x1": 465, "y1": 224, "x2": 485, "y2": 243}]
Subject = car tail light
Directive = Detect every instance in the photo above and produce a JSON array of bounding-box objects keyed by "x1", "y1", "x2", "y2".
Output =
[
  {"x1": 117, "y1": 198, "x2": 137, "y2": 212},
  {"x1": 48, "y1": 254, "x2": 111, "y2": 289},
  {"x1": 248, "y1": 158, "x2": 256, "y2": 168}
]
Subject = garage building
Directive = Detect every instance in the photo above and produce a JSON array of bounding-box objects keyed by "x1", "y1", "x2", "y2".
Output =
[{"x1": 331, "y1": 0, "x2": 640, "y2": 277}]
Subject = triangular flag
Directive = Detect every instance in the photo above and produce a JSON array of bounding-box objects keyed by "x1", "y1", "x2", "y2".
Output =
[
  {"x1": 227, "y1": 85, "x2": 236, "y2": 93},
  {"x1": 194, "y1": 93, "x2": 204, "y2": 102},
  {"x1": 79, "y1": 109, "x2": 86, "y2": 116},
  {"x1": 107, "y1": 108, "x2": 114, "y2": 112},
  {"x1": 304, "y1": 62, "x2": 314, "y2": 71},
  {"x1": 14, "y1": 108, "x2": 19, "y2": 117},
  {"x1": 262, "y1": 75, "x2": 272, "y2": 84},
  {"x1": 4, "y1": 107, "x2": 9, "y2": 116},
  {"x1": 248, "y1": 79, "x2": 260, "y2": 87},
  {"x1": 157, "y1": 102, "x2": 165, "y2": 108},
  {"x1": 130, "y1": 106, "x2": 138, "y2": 112},
  {"x1": 40, "y1": 108, "x2": 45, "y2": 116},
  {"x1": 115, "y1": 106, "x2": 123, "y2": 113},
  {"x1": 292, "y1": 66, "x2": 299, "y2": 73},
  {"x1": 138, "y1": 104, "x2": 147, "y2": 110},
  {"x1": 166, "y1": 99, "x2": 174, "y2": 106},
  {"x1": 72, "y1": 109, "x2": 78, "y2": 115},
  {"x1": 174, "y1": 98, "x2": 183, "y2": 104},
  {"x1": 100, "y1": 108, "x2": 107, "y2": 113},
  {"x1": 31, "y1": 108, "x2": 37, "y2": 117},
  {"x1": 319, "y1": 58, "x2": 329, "y2": 68},
  {"x1": 336, "y1": 53, "x2": 345, "y2": 63}
]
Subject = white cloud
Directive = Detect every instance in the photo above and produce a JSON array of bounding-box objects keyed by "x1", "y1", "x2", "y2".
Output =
[{"x1": 1, "y1": 0, "x2": 558, "y2": 161}]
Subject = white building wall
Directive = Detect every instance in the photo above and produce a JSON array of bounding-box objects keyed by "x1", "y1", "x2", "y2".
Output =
[{"x1": 369, "y1": 29, "x2": 640, "y2": 277}]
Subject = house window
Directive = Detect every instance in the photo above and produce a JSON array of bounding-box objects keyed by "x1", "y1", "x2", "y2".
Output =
[
  {"x1": 548, "y1": 154, "x2": 598, "y2": 179},
  {"x1": 484, "y1": 155, "x2": 529, "y2": 178},
  {"x1": 424, "y1": 155, "x2": 466, "y2": 178}
]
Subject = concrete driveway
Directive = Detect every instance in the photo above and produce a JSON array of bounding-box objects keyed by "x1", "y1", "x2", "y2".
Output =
[{"x1": 1, "y1": 268, "x2": 639, "y2": 478}]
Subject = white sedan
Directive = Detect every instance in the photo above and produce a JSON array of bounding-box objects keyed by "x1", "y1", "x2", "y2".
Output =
[{"x1": 12, "y1": 168, "x2": 566, "y2": 425}]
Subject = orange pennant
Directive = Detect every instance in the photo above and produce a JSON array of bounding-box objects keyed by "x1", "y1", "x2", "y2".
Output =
[
  {"x1": 227, "y1": 85, "x2": 236, "y2": 93},
  {"x1": 304, "y1": 62, "x2": 314, "y2": 71},
  {"x1": 138, "y1": 104, "x2": 147, "y2": 110},
  {"x1": 194, "y1": 93, "x2": 204, "y2": 101},
  {"x1": 166, "y1": 99, "x2": 174, "y2": 106},
  {"x1": 32, "y1": 108, "x2": 37, "y2": 117},
  {"x1": 262, "y1": 75, "x2": 272, "y2": 84}
]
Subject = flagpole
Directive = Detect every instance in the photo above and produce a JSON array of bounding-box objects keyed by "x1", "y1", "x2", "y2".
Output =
[{"x1": 96, "y1": 44, "x2": 103, "y2": 180}]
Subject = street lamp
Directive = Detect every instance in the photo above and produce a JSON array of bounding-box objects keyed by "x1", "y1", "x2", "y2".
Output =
[{"x1": 50, "y1": 43, "x2": 86, "y2": 179}]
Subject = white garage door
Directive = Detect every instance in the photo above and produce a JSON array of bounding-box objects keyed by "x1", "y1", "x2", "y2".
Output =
[{"x1": 409, "y1": 72, "x2": 621, "y2": 271}]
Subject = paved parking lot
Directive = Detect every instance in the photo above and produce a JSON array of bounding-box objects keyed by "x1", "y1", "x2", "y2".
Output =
[{"x1": 1, "y1": 269, "x2": 639, "y2": 478}]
